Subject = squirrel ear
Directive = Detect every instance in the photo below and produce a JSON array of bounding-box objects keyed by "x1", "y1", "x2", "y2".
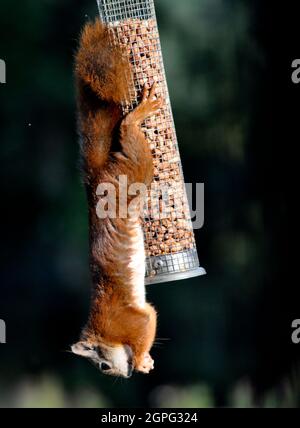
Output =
[{"x1": 71, "y1": 341, "x2": 94, "y2": 357}]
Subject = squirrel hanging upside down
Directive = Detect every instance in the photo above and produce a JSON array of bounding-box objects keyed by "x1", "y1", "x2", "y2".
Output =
[{"x1": 71, "y1": 19, "x2": 162, "y2": 378}]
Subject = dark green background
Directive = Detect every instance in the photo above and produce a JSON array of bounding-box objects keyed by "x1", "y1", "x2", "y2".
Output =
[{"x1": 0, "y1": 0, "x2": 299, "y2": 407}]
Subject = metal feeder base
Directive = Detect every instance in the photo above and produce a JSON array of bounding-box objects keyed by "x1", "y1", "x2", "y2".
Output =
[{"x1": 145, "y1": 249, "x2": 206, "y2": 285}]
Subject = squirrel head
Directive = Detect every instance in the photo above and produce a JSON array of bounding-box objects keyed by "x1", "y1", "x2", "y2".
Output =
[{"x1": 71, "y1": 339, "x2": 134, "y2": 378}]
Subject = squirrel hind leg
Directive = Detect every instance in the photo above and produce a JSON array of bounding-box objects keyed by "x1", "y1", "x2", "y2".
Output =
[{"x1": 75, "y1": 19, "x2": 132, "y2": 105}]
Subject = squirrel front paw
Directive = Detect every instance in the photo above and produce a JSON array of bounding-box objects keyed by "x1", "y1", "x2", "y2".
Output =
[{"x1": 135, "y1": 352, "x2": 154, "y2": 374}]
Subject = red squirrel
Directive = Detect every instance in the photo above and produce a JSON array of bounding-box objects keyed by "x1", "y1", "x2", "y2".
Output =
[{"x1": 71, "y1": 19, "x2": 162, "y2": 378}]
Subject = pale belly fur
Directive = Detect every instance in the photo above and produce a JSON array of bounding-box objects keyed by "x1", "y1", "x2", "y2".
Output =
[{"x1": 127, "y1": 219, "x2": 146, "y2": 308}]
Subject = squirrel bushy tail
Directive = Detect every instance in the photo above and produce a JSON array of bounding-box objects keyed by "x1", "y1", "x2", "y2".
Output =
[{"x1": 75, "y1": 19, "x2": 131, "y2": 105}]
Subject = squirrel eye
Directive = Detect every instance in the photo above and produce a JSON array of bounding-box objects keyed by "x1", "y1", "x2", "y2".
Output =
[{"x1": 100, "y1": 362, "x2": 111, "y2": 371}]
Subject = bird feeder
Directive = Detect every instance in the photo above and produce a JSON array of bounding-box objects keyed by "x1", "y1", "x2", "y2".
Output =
[{"x1": 97, "y1": 0, "x2": 206, "y2": 284}]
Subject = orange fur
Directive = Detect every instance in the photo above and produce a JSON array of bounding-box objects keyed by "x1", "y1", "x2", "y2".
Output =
[{"x1": 73, "y1": 19, "x2": 162, "y2": 375}]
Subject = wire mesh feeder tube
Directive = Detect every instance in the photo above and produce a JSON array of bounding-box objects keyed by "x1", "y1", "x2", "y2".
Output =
[{"x1": 97, "y1": 0, "x2": 206, "y2": 284}]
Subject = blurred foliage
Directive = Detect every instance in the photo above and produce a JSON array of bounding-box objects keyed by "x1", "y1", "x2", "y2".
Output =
[{"x1": 0, "y1": 0, "x2": 299, "y2": 407}]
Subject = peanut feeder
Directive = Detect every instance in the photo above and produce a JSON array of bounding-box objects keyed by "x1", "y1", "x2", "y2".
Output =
[{"x1": 97, "y1": 0, "x2": 206, "y2": 284}]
